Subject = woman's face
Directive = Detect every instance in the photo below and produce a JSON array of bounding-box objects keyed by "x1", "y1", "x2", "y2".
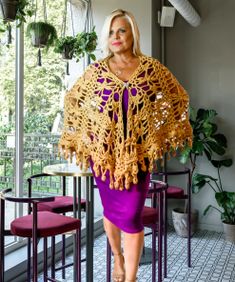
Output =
[{"x1": 108, "y1": 16, "x2": 134, "y2": 55}]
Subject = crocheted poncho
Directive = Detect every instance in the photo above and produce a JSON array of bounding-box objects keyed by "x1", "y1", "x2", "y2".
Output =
[{"x1": 59, "y1": 55, "x2": 192, "y2": 190}]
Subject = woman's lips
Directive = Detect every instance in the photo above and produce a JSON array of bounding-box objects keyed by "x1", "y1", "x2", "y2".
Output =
[{"x1": 112, "y1": 42, "x2": 122, "y2": 46}]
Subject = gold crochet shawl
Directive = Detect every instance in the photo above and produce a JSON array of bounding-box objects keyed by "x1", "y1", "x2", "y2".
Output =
[{"x1": 59, "y1": 55, "x2": 192, "y2": 190}]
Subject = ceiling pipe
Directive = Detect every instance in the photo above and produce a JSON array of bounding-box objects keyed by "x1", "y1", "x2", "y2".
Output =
[{"x1": 167, "y1": 0, "x2": 201, "y2": 27}]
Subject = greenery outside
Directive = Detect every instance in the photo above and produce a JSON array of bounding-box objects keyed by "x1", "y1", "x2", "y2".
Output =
[{"x1": 0, "y1": 0, "x2": 73, "y2": 190}]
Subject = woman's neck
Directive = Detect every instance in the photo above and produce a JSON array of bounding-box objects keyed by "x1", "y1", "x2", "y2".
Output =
[{"x1": 111, "y1": 52, "x2": 137, "y2": 65}]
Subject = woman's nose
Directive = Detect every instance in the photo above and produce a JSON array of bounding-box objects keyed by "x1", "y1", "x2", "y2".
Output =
[{"x1": 114, "y1": 32, "x2": 120, "y2": 39}]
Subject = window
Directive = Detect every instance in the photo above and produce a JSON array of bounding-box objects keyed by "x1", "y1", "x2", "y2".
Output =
[
  {"x1": 0, "y1": 23, "x2": 17, "y2": 247},
  {"x1": 0, "y1": 1, "x2": 103, "y2": 254}
]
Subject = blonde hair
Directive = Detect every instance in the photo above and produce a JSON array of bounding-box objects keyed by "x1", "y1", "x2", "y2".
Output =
[{"x1": 100, "y1": 9, "x2": 142, "y2": 57}]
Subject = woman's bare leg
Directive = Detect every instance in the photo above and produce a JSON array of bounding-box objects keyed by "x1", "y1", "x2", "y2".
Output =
[
  {"x1": 123, "y1": 230, "x2": 144, "y2": 281},
  {"x1": 103, "y1": 217, "x2": 125, "y2": 281}
]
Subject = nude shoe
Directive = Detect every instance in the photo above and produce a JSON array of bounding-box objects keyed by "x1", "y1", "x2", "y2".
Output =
[{"x1": 112, "y1": 253, "x2": 125, "y2": 282}]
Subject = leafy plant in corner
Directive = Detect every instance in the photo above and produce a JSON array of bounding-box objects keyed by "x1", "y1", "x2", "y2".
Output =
[
  {"x1": 194, "y1": 159, "x2": 234, "y2": 224},
  {"x1": 178, "y1": 107, "x2": 232, "y2": 191},
  {"x1": 179, "y1": 107, "x2": 234, "y2": 224}
]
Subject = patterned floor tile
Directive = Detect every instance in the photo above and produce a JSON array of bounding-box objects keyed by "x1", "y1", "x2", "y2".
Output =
[{"x1": 38, "y1": 228, "x2": 235, "y2": 281}]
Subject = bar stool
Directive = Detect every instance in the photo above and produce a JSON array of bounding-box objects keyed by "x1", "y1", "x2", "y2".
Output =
[
  {"x1": 152, "y1": 167, "x2": 192, "y2": 275},
  {"x1": 106, "y1": 179, "x2": 167, "y2": 282},
  {"x1": 27, "y1": 173, "x2": 86, "y2": 212},
  {"x1": 27, "y1": 173, "x2": 86, "y2": 280},
  {"x1": 0, "y1": 188, "x2": 81, "y2": 282}
]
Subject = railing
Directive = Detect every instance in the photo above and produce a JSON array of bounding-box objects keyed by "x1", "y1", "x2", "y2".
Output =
[{"x1": 0, "y1": 133, "x2": 64, "y2": 194}]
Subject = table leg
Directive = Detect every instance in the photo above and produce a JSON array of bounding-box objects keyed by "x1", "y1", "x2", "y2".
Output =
[
  {"x1": 86, "y1": 176, "x2": 94, "y2": 282},
  {"x1": 73, "y1": 177, "x2": 77, "y2": 281},
  {"x1": 73, "y1": 177, "x2": 77, "y2": 218},
  {"x1": 77, "y1": 177, "x2": 81, "y2": 219}
]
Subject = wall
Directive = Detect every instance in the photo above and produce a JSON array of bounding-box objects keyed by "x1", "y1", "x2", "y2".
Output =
[
  {"x1": 163, "y1": 0, "x2": 235, "y2": 231},
  {"x1": 92, "y1": 0, "x2": 153, "y2": 57},
  {"x1": 74, "y1": 0, "x2": 235, "y2": 232}
]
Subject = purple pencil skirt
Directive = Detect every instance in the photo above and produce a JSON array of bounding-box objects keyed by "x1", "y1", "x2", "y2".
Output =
[{"x1": 91, "y1": 164, "x2": 150, "y2": 234}]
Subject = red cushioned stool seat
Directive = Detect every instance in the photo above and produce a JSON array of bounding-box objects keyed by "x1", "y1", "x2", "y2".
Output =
[
  {"x1": 142, "y1": 206, "x2": 158, "y2": 226},
  {"x1": 167, "y1": 186, "x2": 184, "y2": 198},
  {"x1": 11, "y1": 211, "x2": 81, "y2": 238},
  {"x1": 37, "y1": 196, "x2": 86, "y2": 213}
]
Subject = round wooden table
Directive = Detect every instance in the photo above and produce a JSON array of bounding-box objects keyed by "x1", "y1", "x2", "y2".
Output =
[{"x1": 43, "y1": 163, "x2": 94, "y2": 282}]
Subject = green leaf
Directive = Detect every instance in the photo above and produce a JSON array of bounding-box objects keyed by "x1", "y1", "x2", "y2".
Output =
[
  {"x1": 89, "y1": 53, "x2": 96, "y2": 61},
  {"x1": 178, "y1": 145, "x2": 191, "y2": 164},
  {"x1": 192, "y1": 139, "x2": 204, "y2": 154},
  {"x1": 206, "y1": 140, "x2": 226, "y2": 155},
  {"x1": 189, "y1": 106, "x2": 197, "y2": 122},
  {"x1": 211, "y1": 159, "x2": 233, "y2": 168},
  {"x1": 204, "y1": 147, "x2": 212, "y2": 160},
  {"x1": 202, "y1": 122, "x2": 215, "y2": 137},
  {"x1": 212, "y1": 133, "x2": 227, "y2": 147},
  {"x1": 192, "y1": 173, "x2": 218, "y2": 193},
  {"x1": 203, "y1": 205, "x2": 213, "y2": 215},
  {"x1": 215, "y1": 192, "x2": 235, "y2": 223}
]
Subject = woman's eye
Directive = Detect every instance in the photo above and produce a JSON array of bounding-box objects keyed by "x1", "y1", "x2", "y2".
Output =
[
  {"x1": 109, "y1": 30, "x2": 114, "y2": 36},
  {"x1": 119, "y1": 28, "x2": 126, "y2": 33}
]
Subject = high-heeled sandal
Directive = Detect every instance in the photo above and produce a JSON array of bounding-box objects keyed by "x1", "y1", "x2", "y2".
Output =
[{"x1": 112, "y1": 253, "x2": 125, "y2": 282}]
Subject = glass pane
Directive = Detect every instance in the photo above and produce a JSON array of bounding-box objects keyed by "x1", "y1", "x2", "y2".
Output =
[
  {"x1": 23, "y1": 0, "x2": 65, "y2": 196},
  {"x1": 0, "y1": 24, "x2": 16, "y2": 246}
]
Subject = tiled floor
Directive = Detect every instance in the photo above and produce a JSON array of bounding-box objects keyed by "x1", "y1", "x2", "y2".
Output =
[{"x1": 39, "y1": 228, "x2": 235, "y2": 282}]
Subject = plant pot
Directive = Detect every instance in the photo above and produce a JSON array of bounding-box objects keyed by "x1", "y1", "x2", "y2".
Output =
[
  {"x1": 62, "y1": 45, "x2": 74, "y2": 60},
  {"x1": 62, "y1": 49, "x2": 73, "y2": 60},
  {"x1": 0, "y1": 0, "x2": 18, "y2": 21},
  {"x1": 172, "y1": 208, "x2": 198, "y2": 238},
  {"x1": 223, "y1": 222, "x2": 235, "y2": 243},
  {"x1": 30, "y1": 31, "x2": 50, "y2": 48}
]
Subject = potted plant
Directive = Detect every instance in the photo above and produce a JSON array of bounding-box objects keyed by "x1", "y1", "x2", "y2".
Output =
[
  {"x1": 54, "y1": 27, "x2": 97, "y2": 61},
  {"x1": 194, "y1": 160, "x2": 234, "y2": 242},
  {"x1": 0, "y1": 0, "x2": 34, "y2": 26},
  {"x1": 54, "y1": 28, "x2": 97, "y2": 75},
  {"x1": 179, "y1": 107, "x2": 229, "y2": 179},
  {"x1": 73, "y1": 27, "x2": 97, "y2": 62},
  {"x1": 54, "y1": 35, "x2": 77, "y2": 60},
  {"x1": 0, "y1": 0, "x2": 34, "y2": 44},
  {"x1": 178, "y1": 107, "x2": 233, "y2": 240},
  {"x1": 26, "y1": 21, "x2": 57, "y2": 49}
]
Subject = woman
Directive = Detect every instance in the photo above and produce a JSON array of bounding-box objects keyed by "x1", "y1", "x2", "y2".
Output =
[{"x1": 59, "y1": 9, "x2": 192, "y2": 282}]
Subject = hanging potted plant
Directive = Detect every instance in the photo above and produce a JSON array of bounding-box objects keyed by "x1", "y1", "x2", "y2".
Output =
[
  {"x1": 54, "y1": 28, "x2": 97, "y2": 75},
  {"x1": 0, "y1": 0, "x2": 34, "y2": 44},
  {"x1": 0, "y1": 0, "x2": 19, "y2": 22},
  {"x1": 54, "y1": 35, "x2": 76, "y2": 60},
  {"x1": 53, "y1": 0, "x2": 75, "y2": 60},
  {"x1": 26, "y1": 21, "x2": 57, "y2": 49},
  {"x1": 26, "y1": 21, "x2": 57, "y2": 65},
  {"x1": 54, "y1": 28, "x2": 97, "y2": 61},
  {"x1": 26, "y1": 0, "x2": 57, "y2": 65},
  {"x1": 0, "y1": 0, "x2": 34, "y2": 24},
  {"x1": 73, "y1": 27, "x2": 97, "y2": 62}
]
